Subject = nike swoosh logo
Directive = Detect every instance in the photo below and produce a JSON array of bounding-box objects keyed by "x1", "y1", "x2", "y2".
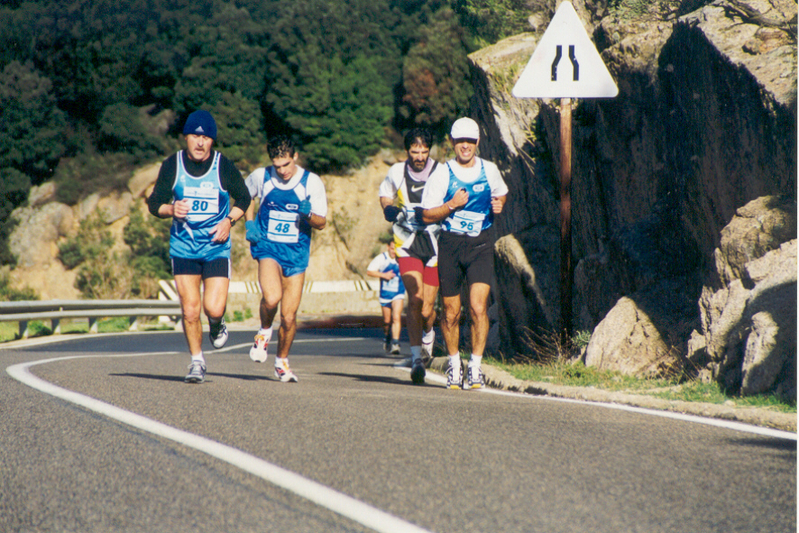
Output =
[{"x1": 411, "y1": 185, "x2": 425, "y2": 193}]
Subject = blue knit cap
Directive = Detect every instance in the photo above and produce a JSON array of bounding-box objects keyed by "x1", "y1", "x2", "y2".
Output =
[{"x1": 182, "y1": 110, "x2": 217, "y2": 140}]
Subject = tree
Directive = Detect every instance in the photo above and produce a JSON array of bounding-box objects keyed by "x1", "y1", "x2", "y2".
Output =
[
  {"x1": 211, "y1": 91, "x2": 267, "y2": 168},
  {"x1": 124, "y1": 207, "x2": 171, "y2": 298},
  {"x1": 263, "y1": 0, "x2": 395, "y2": 169},
  {"x1": 0, "y1": 167, "x2": 30, "y2": 267},
  {"x1": 399, "y1": 7, "x2": 473, "y2": 134},
  {"x1": 172, "y1": 2, "x2": 268, "y2": 117},
  {"x1": 453, "y1": 0, "x2": 532, "y2": 48},
  {"x1": 97, "y1": 103, "x2": 169, "y2": 161},
  {"x1": 0, "y1": 167, "x2": 31, "y2": 222},
  {"x1": 0, "y1": 61, "x2": 67, "y2": 181}
]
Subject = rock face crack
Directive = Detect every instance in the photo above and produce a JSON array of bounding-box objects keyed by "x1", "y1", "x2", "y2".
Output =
[{"x1": 721, "y1": 0, "x2": 797, "y2": 39}]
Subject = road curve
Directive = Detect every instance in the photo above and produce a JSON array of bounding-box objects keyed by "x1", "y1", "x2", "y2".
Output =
[{"x1": 2, "y1": 329, "x2": 795, "y2": 533}]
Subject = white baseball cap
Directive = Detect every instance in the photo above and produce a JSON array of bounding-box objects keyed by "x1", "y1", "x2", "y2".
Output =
[{"x1": 450, "y1": 117, "x2": 480, "y2": 141}]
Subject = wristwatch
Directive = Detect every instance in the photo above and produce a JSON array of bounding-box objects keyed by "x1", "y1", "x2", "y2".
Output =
[{"x1": 226, "y1": 215, "x2": 236, "y2": 226}]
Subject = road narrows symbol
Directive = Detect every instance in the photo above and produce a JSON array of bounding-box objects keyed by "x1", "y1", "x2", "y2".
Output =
[
  {"x1": 569, "y1": 45, "x2": 579, "y2": 81},
  {"x1": 512, "y1": 1, "x2": 618, "y2": 98},
  {"x1": 551, "y1": 45, "x2": 580, "y2": 82},
  {"x1": 551, "y1": 45, "x2": 562, "y2": 81}
]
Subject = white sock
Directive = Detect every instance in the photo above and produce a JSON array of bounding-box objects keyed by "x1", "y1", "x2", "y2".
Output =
[
  {"x1": 258, "y1": 326, "x2": 272, "y2": 343},
  {"x1": 469, "y1": 354, "x2": 482, "y2": 368},
  {"x1": 411, "y1": 346, "x2": 422, "y2": 361},
  {"x1": 191, "y1": 352, "x2": 205, "y2": 364},
  {"x1": 449, "y1": 354, "x2": 460, "y2": 368},
  {"x1": 275, "y1": 357, "x2": 288, "y2": 368},
  {"x1": 422, "y1": 328, "x2": 434, "y2": 343}
]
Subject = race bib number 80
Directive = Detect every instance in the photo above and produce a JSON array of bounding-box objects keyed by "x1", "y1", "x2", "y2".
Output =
[
  {"x1": 184, "y1": 186, "x2": 219, "y2": 222},
  {"x1": 267, "y1": 211, "x2": 300, "y2": 243}
]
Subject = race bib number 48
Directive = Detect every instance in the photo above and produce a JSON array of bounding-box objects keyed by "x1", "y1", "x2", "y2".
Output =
[{"x1": 267, "y1": 211, "x2": 300, "y2": 243}]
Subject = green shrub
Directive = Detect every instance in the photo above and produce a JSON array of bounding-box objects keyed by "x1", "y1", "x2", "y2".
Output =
[
  {"x1": 59, "y1": 213, "x2": 135, "y2": 299},
  {"x1": 0, "y1": 274, "x2": 38, "y2": 301},
  {"x1": 53, "y1": 152, "x2": 134, "y2": 206},
  {"x1": 124, "y1": 206, "x2": 172, "y2": 298}
]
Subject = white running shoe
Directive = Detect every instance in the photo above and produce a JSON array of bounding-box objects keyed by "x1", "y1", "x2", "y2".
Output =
[
  {"x1": 390, "y1": 343, "x2": 400, "y2": 355},
  {"x1": 465, "y1": 364, "x2": 485, "y2": 389},
  {"x1": 184, "y1": 360, "x2": 206, "y2": 384},
  {"x1": 209, "y1": 319, "x2": 228, "y2": 349},
  {"x1": 249, "y1": 330, "x2": 271, "y2": 363},
  {"x1": 274, "y1": 359, "x2": 298, "y2": 383},
  {"x1": 421, "y1": 328, "x2": 435, "y2": 358},
  {"x1": 446, "y1": 358, "x2": 462, "y2": 390}
]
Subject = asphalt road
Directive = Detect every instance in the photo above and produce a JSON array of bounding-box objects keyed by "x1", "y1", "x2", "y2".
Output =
[{"x1": 1, "y1": 328, "x2": 796, "y2": 533}]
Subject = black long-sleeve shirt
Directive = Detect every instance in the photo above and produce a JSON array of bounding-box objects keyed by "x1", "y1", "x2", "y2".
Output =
[{"x1": 147, "y1": 150, "x2": 251, "y2": 217}]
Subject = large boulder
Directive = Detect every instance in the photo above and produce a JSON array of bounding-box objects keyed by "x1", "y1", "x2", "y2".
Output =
[
  {"x1": 9, "y1": 203, "x2": 74, "y2": 268},
  {"x1": 7, "y1": 202, "x2": 79, "y2": 299},
  {"x1": 584, "y1": 276, "x2": 699, "y2": 377},
  {"x1": 690, "y1": 196, "x2": 796, "y2": 399}
]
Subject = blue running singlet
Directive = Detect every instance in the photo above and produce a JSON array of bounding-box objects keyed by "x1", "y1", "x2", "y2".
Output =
[
  {"x1": 169, "y1": 151, "x2": 231, "y2": 261},
  {"x1": 441, "y1": 160, "x2": 493, "y2": 237},
  {"x1": 250, "y1": 168, "x2": 312, "y2": 275}
]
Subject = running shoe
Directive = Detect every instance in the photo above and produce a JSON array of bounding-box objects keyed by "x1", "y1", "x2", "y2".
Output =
[
  {"x1": 421, "y1": 328, "x2": 435, "y2": 359},
  {"x1": 465, "y1": 364, "x2": 485, "y2": 389},
  {"x1": 184, "y1": 360, "x2": 206, "y2": 384},
  {"x1": 274, "y1": 359, "x2": 298, "y2": 383},
  {"x1": 390, "y1": 343, "x2": 401, "y2": 355},
  {"x1": 446, "y1": 358, "x2": 462, "y2": 390},
  {"x1": 249, "y1": 331, "x2": 271, "y2": 363},
  {"x1": 410, "y1": 358, "x2": 426, "y2": 385},
  {"x1": 209, "y1": 319, "x2": 228, "y2": 349}
]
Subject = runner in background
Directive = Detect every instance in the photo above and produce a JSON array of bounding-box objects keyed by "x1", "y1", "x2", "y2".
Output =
[
  {"x1": 379, "y1": 128, "x2": 440, "y2": 385},
  {"x1": 367, "y1": 241, "x2": 406, "y2": 355}
]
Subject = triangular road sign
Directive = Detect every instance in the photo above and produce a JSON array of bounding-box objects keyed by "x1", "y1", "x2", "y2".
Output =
[{"x1": 512, "y1": 1, "x2": 618, "y2": 98}]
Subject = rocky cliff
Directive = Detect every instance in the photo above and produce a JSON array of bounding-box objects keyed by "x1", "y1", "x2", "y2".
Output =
[{"x1": 470, "y1": 0, "x2": 796, "y2": 398}]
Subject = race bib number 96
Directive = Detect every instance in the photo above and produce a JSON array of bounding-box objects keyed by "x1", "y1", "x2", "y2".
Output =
[{"x1": 449, "y1": 210, "x2": 484, "y2": 237}]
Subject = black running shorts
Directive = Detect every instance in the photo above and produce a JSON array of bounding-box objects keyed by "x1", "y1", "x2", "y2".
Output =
[
  {"x1": 172, "y1": 257, "x2": 231, "y2": 279},
  {"x1": 437, "y1": 231, "x2": 494, "y2": 297}
]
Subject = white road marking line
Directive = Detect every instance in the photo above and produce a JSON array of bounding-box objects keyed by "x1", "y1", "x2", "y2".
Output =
[
  {"x1": 7, "y1": 353, "x2": 432, "y2": 533},
  {"x1": 400, "y1": 368, "x2": 797, "y2": 441}
]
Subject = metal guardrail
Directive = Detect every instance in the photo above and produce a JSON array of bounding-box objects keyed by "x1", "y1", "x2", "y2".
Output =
[
  {"x1": 0, "y1": 300, "x2": 182, "y2": 339},
  {"x1": 2, "y1": 277, "x2": 381, "y2": 340}
]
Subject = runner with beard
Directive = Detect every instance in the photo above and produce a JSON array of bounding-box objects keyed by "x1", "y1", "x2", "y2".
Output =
[{"x1": 378, "y1": 128, "x2": 440, "y2": 385}]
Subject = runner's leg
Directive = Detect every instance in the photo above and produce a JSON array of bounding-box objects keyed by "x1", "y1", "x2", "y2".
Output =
[
  {"x1": 258, "y1": 258, "x2": 283, "y2": 329},
  {"x1": 468, "y1": 282, "x2": 491, "y2": 356},
  {"x1": 276, "y1": 271, "x2": 305, "y2": 359},
  {"x1": 175, "y1": 274, "x2": 203, "y2": 355},
  {"x1": 401, "y1": 269, "x2": 424, "y2": 347}
]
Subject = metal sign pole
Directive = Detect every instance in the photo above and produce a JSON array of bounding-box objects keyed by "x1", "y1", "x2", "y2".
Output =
[
  {"x1": 559, "y1": 97, "x2": 573, "y2": 343},
  {"x1": 511, "y1": 1, "x2": 618, "y2": 346}
]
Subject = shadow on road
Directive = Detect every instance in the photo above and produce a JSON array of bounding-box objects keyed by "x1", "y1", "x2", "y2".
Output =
[{"x1": 318, "y1": 371, "x2": 421, "y2": 387}]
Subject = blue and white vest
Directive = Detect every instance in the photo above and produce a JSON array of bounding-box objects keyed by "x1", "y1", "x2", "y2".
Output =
[
  {"x1": 169, "y1": 151, "x2": 230, "y2": 260},
  {"x1": 252, "y1": 167, "x2": 313, "y2": 266},
  {"x1": 441, "y1": 160, "x2": 493, "y2": 237}
]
